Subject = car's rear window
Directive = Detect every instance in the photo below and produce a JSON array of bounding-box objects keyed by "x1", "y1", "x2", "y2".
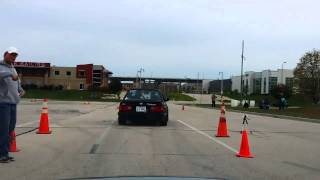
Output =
[{"x1": 124, "y1": 90, "x2": 163, "y2": 101}]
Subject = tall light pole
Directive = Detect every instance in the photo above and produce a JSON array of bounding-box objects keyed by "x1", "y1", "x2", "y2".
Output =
[
  {"x1": 197, "y1": 72, "x2": 200, "y2": 94},
  {"x1": 138, "y1": 68, "x2": 144, "y2": 88},
  {"x1": 219, "y1": 72, "x2": 224, "y2": 96},
  {"x1": 200, "y1": 73, "x2": 204, "y2": 104},
  {"x1": 240, "y1": 40, "x2": 245, "y2": 102},
  {"x1": 281, "y1": 61, "x2": 287, "y2": 84}
]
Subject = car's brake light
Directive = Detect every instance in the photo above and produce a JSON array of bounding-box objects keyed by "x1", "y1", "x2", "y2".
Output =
[
  {"x1": 119, "y1": 104, "x2": 133, "y2": 112},
  {"x1": 150, "y1": 105, "x2": 165, "y2": 112}
]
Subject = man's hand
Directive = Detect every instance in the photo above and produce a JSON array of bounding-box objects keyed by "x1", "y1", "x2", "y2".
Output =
[
  {"x1": 19, "y1": 91, "x2": 26, "y2": 97},
  {"x1": 11, "y1": 74, "x2": 19, "y2": 81}
]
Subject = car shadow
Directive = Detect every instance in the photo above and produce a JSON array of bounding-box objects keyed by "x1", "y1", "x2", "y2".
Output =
[{"x1": 121, "y1": 119, "x2": 161, "y2": 127}]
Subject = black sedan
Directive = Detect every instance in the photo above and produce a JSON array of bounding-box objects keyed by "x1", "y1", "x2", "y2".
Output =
[{"x1": 118, "y1": 89, "x2": 169, "y2": 126}]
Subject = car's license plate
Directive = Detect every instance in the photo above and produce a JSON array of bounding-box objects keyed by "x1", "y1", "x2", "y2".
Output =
[{"x1": 136, "y1": 106, "x2": 146, "y2": 112}]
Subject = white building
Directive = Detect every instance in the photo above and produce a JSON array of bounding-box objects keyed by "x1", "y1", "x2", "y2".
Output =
[{"x1": 232, "y1": 69, "x2": 294, "y2": 95}]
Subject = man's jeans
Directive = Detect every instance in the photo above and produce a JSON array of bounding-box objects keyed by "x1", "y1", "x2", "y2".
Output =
[{"x1": 0, "y1": 103, "x2": 17, "y2": 157}]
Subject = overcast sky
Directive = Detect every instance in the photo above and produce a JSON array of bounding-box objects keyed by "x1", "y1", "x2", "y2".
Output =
[{"x1": 1, "y1": 0, "x2": 319, "y2": 79}]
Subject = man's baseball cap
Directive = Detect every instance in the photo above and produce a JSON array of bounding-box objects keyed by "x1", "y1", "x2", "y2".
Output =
[{"x1": 5, "y1": 47, "x2": 19, "y2": 55}]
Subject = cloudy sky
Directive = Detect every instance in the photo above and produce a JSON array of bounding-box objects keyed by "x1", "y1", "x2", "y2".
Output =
[{"x1": 1, "y1": 0, "x2": 319, "y2": 79}]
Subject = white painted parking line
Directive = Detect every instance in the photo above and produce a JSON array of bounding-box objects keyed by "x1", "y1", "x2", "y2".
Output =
[{"x1": 177, "y1": 120, "x2": 238, "y2": 154}]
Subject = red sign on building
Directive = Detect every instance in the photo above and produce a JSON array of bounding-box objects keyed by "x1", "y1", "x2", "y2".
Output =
[{"x1": 14, "y1": 62, "x2": 50, "y2": 68}]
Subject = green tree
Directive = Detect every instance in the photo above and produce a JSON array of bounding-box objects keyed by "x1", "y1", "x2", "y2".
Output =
[
  {"x1": 109, "y1": 78, "x2": 122, "y2": 98},
  {"x1": 294, "y1": 49, "x2": 320, "y2": 103},
  {"x1": 271, "y1": 84, "x2": 292, "y2": 99}
]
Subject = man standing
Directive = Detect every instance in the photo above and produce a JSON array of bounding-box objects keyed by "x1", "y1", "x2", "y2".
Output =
[
  {"x1": 211, "y1": 94, "x2": 216, "y2": 108},
  {"x1": 0, "y1": 47, "x2": 25, "y2": 163}
]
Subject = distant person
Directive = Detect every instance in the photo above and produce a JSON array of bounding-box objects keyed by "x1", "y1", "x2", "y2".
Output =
[
  {"x1": 283, "y1": 97, "x2": 288, "y2": 109},
  {"x1": 243, "y1": 100, "x2": 249, "y2": 108},
  {"x1": 0, "y1": 47, "x2": 25, "y2": 163},
  {"x1": 279, "y1": 96, "x2": 286, "y2": 110},
  {"x1": 211, "y1": 94, "x2": 216, "y2": 108},
  {"x1": 259, "y1": 99, "x2": 265, "y2": 109},
  {"x1": 260, "y1": 98, "x2": 270, "y2": 110},
  {"x1": 264, "y1": 98, "x2": 270, "y2": 110}
]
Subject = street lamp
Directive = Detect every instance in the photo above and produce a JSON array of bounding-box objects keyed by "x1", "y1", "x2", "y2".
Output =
[
  {"x1": 281, "y1": 61, "x2": 287, "y2": 84},
  {"x1": 219, "y1": 72, "x2": 224, "y2": 96},
  {"x1": 137, "y1": 68, "x2": 144, "y2": 88},
  {"x1": 240, "y1": 40, "x2": 245, "y2": 102}
]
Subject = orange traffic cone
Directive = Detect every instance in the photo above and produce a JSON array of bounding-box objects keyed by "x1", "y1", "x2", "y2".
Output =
[
  {"x1": 220, "y1": 104, "x2": 226, "y2": 114},
  {"x1": 216, "y1": 113, "x2": 229, "y2": 137},
  {"x1": 36, "y1": 98, "x2": 52, "y2": 134},
  {"x1": 9, "y1": 131, "x2": 20, "y2": 152},
  {"x1": 236, "y1": 129, "x2": 254, "y2": 158},
  {"x1": 182, "y1": 105, "x2": 185, "y2": 111}
]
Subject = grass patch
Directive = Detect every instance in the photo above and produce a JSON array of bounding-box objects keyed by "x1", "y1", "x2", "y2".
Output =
[
  {"x1": 167, "y1": 92, "x2": 196, "y2": 101},
  {"x1": 185, "y1": 103, "x2": 320, "y2": 121},
  {"x1": 22, "y1": 89, "x2": 120, "y2": 102}
]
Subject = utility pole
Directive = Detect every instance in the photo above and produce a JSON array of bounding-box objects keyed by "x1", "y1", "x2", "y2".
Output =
[
  {"x1": 197, "y1": 72, "x2": 200, "y2": 94},
  {"x1": 138, "y1": 68, "x2": 144, "y2": 88},
  {"x1": 240, "y1": 40, "x2": 244, "y2": 103},
  {"x1": 200, "y1": 73, "x2": 204, "y2": 104},
  {"x1": 219, "y1": 72, "x2": 224, "y2": 96},
  {"x1": 136, "y1": 71, "x2": 139, "y2": 88},
  {"x1": 281, "y1": 61, "x2": 287, "y2": 84}
]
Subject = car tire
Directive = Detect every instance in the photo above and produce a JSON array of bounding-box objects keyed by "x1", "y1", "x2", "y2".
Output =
[
  {"x1": 161, "y1": 120, "x2": 167, "y2": 126},
  {"x1": 118, "y1": 119, "x2": 125, "y2": 125},
  {"x1": 160, "y1": 116, "x2": 168, "y2": 126}
]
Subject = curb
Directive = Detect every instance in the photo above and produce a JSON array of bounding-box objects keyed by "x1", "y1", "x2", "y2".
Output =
[
  {"x1": 181, "y1": 104, "x2": 320, "y2": 124},
  {"x1": 227, "y1": 109, "x2": 320, "y2": 124}
]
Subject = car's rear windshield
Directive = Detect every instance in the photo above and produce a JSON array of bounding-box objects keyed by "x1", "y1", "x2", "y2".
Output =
[{"x1": 124, "y1": 90, "x2": 163, "y2": 101}]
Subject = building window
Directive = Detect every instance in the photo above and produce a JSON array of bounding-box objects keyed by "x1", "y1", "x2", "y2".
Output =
[
  {"x1": 269, "y1": 77, "x2": 278, "y2": 92},
  {"x1": 66, "y1": 71, "x2": 71, "y2": 76},
  {"x1": 55, "y1": 71, "x2": 60, "y2": 75},
  {"x1": 80, "y1": 83, "x2": 84, "y2": 90},
  {"x1": 79, "y1": 71, "x2": 85, "y2": 77},
  {"x1": 253, "y1": 78, "x2": 261, "y2": 94},
  {"x1": 263, "y1": 78, "x2": 266, "y2": 93}
]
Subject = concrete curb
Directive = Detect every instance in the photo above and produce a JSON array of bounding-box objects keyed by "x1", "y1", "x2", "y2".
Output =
[
  {"x1": 227, "y1": 109, "x2": 320, "y2": 124},
  {"x1": 179, "y1": 103, "x2": 320, "y2": 124}
]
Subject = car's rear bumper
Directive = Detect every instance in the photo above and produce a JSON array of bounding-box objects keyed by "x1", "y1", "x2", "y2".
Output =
[{"x1": 118, "y1": 112, "x2": 168, "y2": 122}]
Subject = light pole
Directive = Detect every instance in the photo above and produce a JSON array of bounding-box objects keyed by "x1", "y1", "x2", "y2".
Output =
[
  {"x1": 219, "y1": 72, "x2": 224, "y2": 96},
  {"x1": 197, "y1": 72, "x2": 200, "y2": 94},
  {"x1": 138, "y1": 68, "x2": 144, "y2": 88},
  {"x1": 281, "y1": 61, "x2": 287, "y2": 84},
  {"x1": 240, "y1": 40, "x2": 245, "y2": 102},
  {"x1": 200, "y1": 73, "x2": 204, "y2": 104}
]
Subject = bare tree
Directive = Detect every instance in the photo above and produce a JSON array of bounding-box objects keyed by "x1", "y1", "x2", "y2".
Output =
[{"x1": 294, "y1": 49, "x2": 320, "y2": 103}]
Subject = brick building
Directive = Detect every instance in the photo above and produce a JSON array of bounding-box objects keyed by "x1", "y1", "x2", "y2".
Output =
[{"x1": 14, "y1": 61, "x2": 112, "y2": 90}]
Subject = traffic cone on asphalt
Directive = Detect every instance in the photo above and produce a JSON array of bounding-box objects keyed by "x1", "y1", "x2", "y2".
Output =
[
  {"x1": 236, "y1": 129, "x2": 254, "y2": 158},
  {"x1": 36, "y1": 98, "x2": 52, "y2": 134},
  {"x1": 182, "y1": 105, "x2": 185, "y2": 111},
  {"x1": 9, "y1": 131, "x2": 20, "y2": 152},
  {"x1": 220, "y1": 103, "x2": 226, "y2": 114},
  {"x1": 216, "y1": 113, "x2": 229, "y2": 137},
  {"x1": 216, "y1": 100, "x2": 229, "y2": 137}
]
